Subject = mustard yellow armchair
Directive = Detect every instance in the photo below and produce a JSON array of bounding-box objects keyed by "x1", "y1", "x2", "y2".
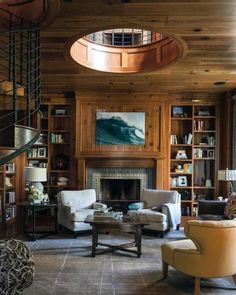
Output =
[{"x1": 161, "y1": 220, "x2": 236, "y2": 295}]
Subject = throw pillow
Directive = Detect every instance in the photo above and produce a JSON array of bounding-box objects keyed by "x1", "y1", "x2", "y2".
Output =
[{"x1": 224, "y1": 192, "x2": 236, "y2": 219}]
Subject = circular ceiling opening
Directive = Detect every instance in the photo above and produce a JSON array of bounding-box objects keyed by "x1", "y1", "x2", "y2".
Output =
[{"x1": 69, "y1": 28, "x2": 183, "y2": 73}]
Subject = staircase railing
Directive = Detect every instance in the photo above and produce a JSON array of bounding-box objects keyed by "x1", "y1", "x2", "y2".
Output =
[{"x1": 0, "y1": 7, "x2": 41, "y2": 165}]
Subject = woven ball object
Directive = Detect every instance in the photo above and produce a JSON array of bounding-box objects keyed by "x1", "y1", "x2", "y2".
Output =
[{"x1": 0, "y1": 239, "x2": 35, "y2": 294}]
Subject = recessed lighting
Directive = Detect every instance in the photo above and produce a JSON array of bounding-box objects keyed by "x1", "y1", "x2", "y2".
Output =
[
  {"x1": 214, "y1": 81, "x2": 226, "y2": 85},
  {"x1": 191, "y1": 99, "x2": 201, "y2": 102}
]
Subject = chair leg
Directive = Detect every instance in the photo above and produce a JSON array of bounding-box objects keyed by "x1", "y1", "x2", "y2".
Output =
[
  {"x1": 194, "y1": 277, "x2": 200, "y2": 295},
  {"x1": 232, "y1": 274, "x2": 236, "y2": 285},
  {"x1": 162, "y1": 261, "x2": 169, "y2": 279}
]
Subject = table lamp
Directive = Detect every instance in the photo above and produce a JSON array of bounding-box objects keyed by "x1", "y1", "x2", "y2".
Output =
[
  {"x1": 218, "y1": 168, "x2": 236, "y2": 196},
  {"x1": 24, "y1": 167, "x2": 47, "y2": 192}
]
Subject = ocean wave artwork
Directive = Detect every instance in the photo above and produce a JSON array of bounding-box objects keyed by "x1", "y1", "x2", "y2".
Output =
[{"x1": 96, "y1": 112, "x2": 145, "y2": 145}]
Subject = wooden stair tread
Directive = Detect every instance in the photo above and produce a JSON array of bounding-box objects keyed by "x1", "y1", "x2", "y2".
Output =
[{"x1": 0, "y1": 80, "x2": 25, "y2": 97}]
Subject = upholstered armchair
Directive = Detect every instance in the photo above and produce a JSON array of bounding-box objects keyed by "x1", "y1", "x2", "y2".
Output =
[
  {"x1": 129, "y1": 189, "x2": 181, "y2": 237},
  {"x1": 161, "y1": 220, "x2": 236, "y2": 295},
  {"x1": 57, "y1": 189, "x2": 107, "y2": 237}
]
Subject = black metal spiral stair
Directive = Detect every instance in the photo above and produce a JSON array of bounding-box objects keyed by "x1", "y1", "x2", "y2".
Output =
[{"x1": 0, "y1": 7, "x2": 41, "y2": 166}]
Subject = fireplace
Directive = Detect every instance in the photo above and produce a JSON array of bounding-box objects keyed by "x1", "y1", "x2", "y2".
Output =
[
  {"x1": 101, "y1": 179, "x2": 140, "y2": 201},
  {"x1": 86, "y1": 167, "x2": 154, "y2": 201}
]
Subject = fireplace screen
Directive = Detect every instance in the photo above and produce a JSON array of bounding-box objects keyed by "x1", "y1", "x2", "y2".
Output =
[{"x1": 100, "y1": 179, "x2": 140, "y2": 201}]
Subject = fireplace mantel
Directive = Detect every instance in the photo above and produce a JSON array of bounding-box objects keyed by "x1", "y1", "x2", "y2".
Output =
[{"x1": 76, "y1": 156, "x2": 165, "y2": 192}]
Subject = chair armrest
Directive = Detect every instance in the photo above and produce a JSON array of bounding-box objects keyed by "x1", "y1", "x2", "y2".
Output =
[
  {"x1": 58, "y1": 204, "x2": 76, "y2": 214},
  {"x1": 92, "y1": 202, "x2": 107, "y2": 210}
]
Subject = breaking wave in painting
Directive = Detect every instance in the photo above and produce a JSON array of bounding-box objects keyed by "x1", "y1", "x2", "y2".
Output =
[{"x1": 96, "y1": 115, "x2": 145, "y2": 145}]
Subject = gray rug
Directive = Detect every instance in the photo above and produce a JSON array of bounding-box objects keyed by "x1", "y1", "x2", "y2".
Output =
[{"x1": 22, "y1": 229, "x2": 235, "y2": 295}]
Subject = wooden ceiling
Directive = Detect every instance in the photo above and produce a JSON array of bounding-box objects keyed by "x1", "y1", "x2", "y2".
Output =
[{"x1": 7, "y1": 0, "x2": 236, "y2": 95}]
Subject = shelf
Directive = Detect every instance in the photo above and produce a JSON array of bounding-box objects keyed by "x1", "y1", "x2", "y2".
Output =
[
  {"x1": 171, "y1": 117, "x2": 193, "y2": 120},
  {"x1": 170, "y1": 172, "x2": 192, "y2": 175},
  {"x1": 194, "y1": 158, "x2": 215, "y2": 160},
  {"x1": 194, "y1": 116, "x2": 216, "y2": 119},
  {"x1": 50, "y1": 170, "x2": 70, "y2": 173},
  {"x1": 50, "y1": 143, "x2": 70, "y2": 145},
  {"x1": 193, "y1": 130, "x2": 216, "y2": 133},
  {"x1": 171, "y1": 144, "x2": 192, "y2": 147},
  {"x1": 51, "y1": 115, "x2": 71, "y2": 118},
  {"x1": 171, "y1": 186, "x2": 192, "y2": 189},
  {"x1": 48, "y1": 185, "x2": 70, "y2": 188},
  {"x1": 194, "y1": 145, "x2": 216, "y2": 148},
  {"x1": 171, "y1": 159, "x2": 193, "y2": 162},
  {"x1": 24, "y1": 101, "x2": 75, "y2": 200},
  {"x1": 50, "y1": 130, "x2": 71, "y2": 133},
  {"x1": 170, "y1": 104, "x2": 217, "y2": 218},
  {"x1": 194, "y1": 186, "x2": 215, "y2": 189}
]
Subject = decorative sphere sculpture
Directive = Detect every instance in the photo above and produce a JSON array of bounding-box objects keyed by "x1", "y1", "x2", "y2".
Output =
[
  {"x1": 51, "y1": 153, "x2": 69, "y2": 170},
  {"x1": 0, "y1": 239, "x2": 35, "y2": 294}
]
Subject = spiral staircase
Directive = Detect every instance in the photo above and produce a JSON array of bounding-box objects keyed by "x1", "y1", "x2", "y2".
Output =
[{"x1": 0, "y1": 7, "x2": 41, "y2": 166}]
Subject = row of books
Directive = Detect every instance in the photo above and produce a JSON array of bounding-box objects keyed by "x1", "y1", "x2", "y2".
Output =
[
  {"x1": 50, "y1": 133, "x2": 65, "y2": 143},
  {"x1": 170, "y1": 133, "x2": 192, "y2": 144},
  {"x1": 6, "y1": 191, "x2": 15, "y2": 204},
  {"x1": 194, "y1": 120, "x2": 204, "y2": 130}
]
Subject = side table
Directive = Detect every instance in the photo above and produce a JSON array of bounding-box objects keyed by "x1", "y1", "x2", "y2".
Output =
[{"x1": 18, "y1": 202, "x2": 58, "y2": 241}]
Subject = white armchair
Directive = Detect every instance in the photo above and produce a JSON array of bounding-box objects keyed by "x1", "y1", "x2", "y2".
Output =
[
  {"x1": 57, "y1": 189, "x2": 107, "y2": 238},
  {"x1": 129, "y1": 189, "x2": 181, "y2": 237}
]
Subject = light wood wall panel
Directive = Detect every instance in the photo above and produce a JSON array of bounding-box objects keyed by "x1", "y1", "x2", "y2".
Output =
[{"x1": 75, "y1": 93, "x2": 164, "y2": 157}]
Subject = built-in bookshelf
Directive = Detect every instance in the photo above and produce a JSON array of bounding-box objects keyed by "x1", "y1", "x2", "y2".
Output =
[
  {"x1": 26, "y1": 99, "x2": 76, "y2": 200},
  {"x1": 0, "y1": 160, "x2": 18, "y2": 225},
  {"x1": 169, "y1": 105, "x2": 218, "y2": 217}
]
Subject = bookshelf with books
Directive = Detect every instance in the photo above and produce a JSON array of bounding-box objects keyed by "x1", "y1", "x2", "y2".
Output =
[
  {"x1": 26, "y1": 99, "x2": 76, "y2": 200},
  {"x1": 169, "y1": 104, "x2": 218, "y2": 217},
  {"x1": 0, "y1": 159, "x2": 19, "y2": 226}
]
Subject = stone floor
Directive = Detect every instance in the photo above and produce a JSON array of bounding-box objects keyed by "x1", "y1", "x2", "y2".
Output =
[{"x1": 22, "y1": 230, "x2": 236, "y2": 295}]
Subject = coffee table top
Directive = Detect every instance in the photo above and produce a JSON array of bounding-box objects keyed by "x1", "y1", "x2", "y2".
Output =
[{"x1": 84, "y1": 214, "x2": 148, "y2": 225}]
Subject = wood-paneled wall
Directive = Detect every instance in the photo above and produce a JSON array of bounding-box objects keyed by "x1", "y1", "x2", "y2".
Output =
[{"x1": 75, "y1": 91, "x2": 224, "y2": 190}]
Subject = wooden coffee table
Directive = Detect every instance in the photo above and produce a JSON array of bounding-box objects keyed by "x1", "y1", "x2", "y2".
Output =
[{"x1": 84, "y1": 215, "x2": 147, "y2": 258}]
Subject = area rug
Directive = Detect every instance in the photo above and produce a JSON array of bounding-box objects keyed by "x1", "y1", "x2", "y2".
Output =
[{"x1": 22, "y1": 230, "x2": 235, "y2": 295}]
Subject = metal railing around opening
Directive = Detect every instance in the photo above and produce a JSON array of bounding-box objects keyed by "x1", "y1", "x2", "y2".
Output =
[{"x1": 0, "y1": 7, "x2": 41, "y2": 151}]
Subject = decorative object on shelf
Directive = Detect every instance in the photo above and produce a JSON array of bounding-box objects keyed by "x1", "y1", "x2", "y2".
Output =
[
  {"x1": 207, "y1": 149, "x2": 215, "y2": 158},
  {"x1": 5, "y1": 177, "x2": 13, "y2": 187},
  {"x1": 51, "y1": 153, "x2": 69, "y2": 170},
  {"x1": 197, "y1": 110, "x2": 210, "y2": 116},
  {"x1": 37, "y1": 147, "x2": 47, "y2": 158},
  {"x1": 0, "y1": 239, "x2": 34, "y2": 294},
  {"x1": 57, "y1": 176, "x2": 69, "y2": 186},
  {"x1": 176, "y1": 150, "x2": 187, "y2": 159},
  {"x1": 183, "y1": 163, "x2": 192, "y2": 173},
  {"x1": 218, "y1": 168, "x2": 236, "y2": 196},
  {"x1": 178, "y1": 176, "x2": 188, "y2": 187},
  {"x1": 207, "y1": 136, "x2": 215, "y2": 146},
  {"x1": 180, "y1": 190, "x2": 191, "y2": 200},
  {"x1": 24, "y1": 167, "x2": 47, "y2": 192},
  {"x1": 172, "y1": 106, "x2": 184, "y2": 118},
  {"x1": 52, "y1": 108, "x2": 67, "y2": 115},
  {"x1": 175, "y1": 164, "x2": 183, "y2": 173},
  {"x1": 205, "y1": 179, "x2": 212, "y2": 187}
]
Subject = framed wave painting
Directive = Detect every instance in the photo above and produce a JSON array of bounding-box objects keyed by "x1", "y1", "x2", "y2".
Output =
[{"x1": 96, "y1": 112, "x2": 145, "y2": 145}]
